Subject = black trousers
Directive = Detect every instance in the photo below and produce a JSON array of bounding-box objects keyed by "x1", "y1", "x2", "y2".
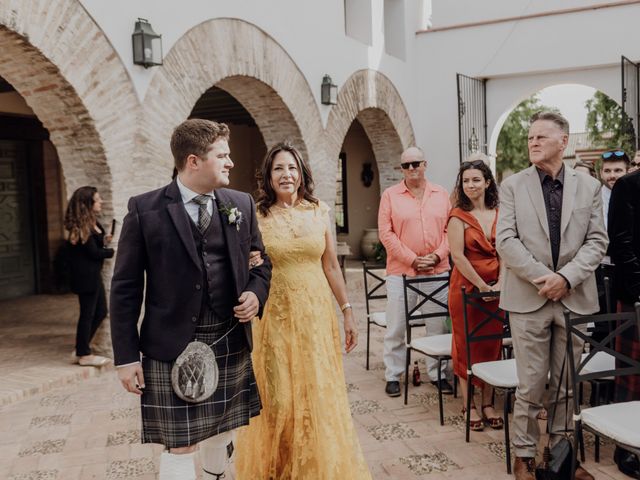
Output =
[{"x1": 75, "y1": 281, "x2": 108, "y2": 356}]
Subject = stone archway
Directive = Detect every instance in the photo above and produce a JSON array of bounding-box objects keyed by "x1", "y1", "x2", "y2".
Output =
[
  {"x1": 355, "y1": 108, "x2": 410, "y2": 192},
  {"x1": 0, "y1": 0, "x2": 138, "y2": 214},
  {"x1": 486, "y1": 71, "x2": 621, "y2": 161},
  {"x1": 325, "y1": 70, "x2": 415, "y2": 193},
  {"x1": 142, "y1": 18, "x2": 324, "y2": 193},
  {"x1": 0, "y1": 0, "x2": 139, "y2": 354}
]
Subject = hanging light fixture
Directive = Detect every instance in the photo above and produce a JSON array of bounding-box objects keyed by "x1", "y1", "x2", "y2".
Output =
[
  {"x1": 321, "y1": 75, "x2": 338, "y2": 105},
  {"x1": 132, "y1": 18, "x2": 163, "y2": 68},
  {"x1": 468, "y1": 128, "x2": 480, "y2": 153}
]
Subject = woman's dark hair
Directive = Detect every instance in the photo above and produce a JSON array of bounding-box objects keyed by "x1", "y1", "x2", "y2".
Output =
[
  {"x1": 64, "y1": 186, "x2": 98, "y2": 244},
  {"x1": 453, "y1": 159, "x2": 499, "y2": 211},
  {"x1": 256, "y1": 141, "x2": 318, "y2": 216}
]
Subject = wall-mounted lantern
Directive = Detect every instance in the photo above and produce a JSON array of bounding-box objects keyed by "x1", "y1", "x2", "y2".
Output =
[
  {"x1": 468, "y1": 127, "x2": 480, "y2": 153},
  {"x1": 132, "y1": 18, "x2": 163, "y2": 68},
  {"x1": 361, "y1": 162, "x2": 374, "y2": 187},
  {"x1": 321, "y1": 75, "x2": 338, "y2": 105}
]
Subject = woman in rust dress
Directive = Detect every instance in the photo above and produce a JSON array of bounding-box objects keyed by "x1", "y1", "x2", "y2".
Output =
[{"x1": 447, "y1": 156, "x2": 503, "y2": 431}]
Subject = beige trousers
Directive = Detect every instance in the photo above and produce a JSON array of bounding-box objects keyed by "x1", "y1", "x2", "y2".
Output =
[{"x1": 510, "y1": 301, "x2": 585, "y2": 458}]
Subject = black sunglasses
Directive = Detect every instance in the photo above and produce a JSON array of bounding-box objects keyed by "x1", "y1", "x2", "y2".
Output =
[
  {"x1": 461, "y1": 159, "x2": 485, "y2": 168},
  {"x1": 400, "y1": 161, "x2": 424, "y2": 170},
  {"x1": 601, "y1": 150, "x2": 626, "y2": 159}
]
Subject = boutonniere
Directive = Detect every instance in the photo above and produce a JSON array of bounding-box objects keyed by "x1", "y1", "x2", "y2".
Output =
[{"x1": 219, "y1": 203, "x2": 244, "y2": 231}]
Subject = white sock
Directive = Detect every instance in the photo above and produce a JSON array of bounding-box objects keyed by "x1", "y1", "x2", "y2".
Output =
[
  {"x1": 159, "y1": 451, "x2": 196, "y2": 480},
  {"x1": 199, "y1": 431, "x2": 235, "y2": 479}
]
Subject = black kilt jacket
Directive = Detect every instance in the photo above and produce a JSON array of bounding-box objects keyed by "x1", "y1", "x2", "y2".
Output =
[{"x1": 110, "y1": 181, "x2": 271, "y2": 366}]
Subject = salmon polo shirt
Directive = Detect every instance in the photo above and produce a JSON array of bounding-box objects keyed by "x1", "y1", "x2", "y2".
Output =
[{"x1": 378, "y1": 180, "x2": 451, "y2": 277}]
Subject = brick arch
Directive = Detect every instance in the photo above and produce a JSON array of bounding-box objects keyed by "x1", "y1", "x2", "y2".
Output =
[
  {"x1": 0, "y1": 1, "x2": 138, "y2": 214},
  {"x1": 215, "y1": 76, "x2": 307, "y2": 158},
  {"x1": 325, "y1": 70, "x2": 416, "y2": 193},
  {"x1": 142, "y1": 18, "x2": 324, "y2": 190}
]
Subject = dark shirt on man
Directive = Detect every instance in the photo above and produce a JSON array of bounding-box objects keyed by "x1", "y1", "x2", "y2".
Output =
[{"x1": 537, "y1": 166, "x2": 565, "y2": 270}]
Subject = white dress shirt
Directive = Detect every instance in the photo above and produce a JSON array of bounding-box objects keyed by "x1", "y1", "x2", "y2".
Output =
[
  {"x1": 176, "y1": 175, "x2": 216, "y2": 224},
  {"x1": 601, "y1": 186, "x2": 611, "y2": 230}
]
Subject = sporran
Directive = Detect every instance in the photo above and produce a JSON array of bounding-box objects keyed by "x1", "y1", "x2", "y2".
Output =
[{"x1": 171, "y1": 341, "x2": 219, "y2": 403}]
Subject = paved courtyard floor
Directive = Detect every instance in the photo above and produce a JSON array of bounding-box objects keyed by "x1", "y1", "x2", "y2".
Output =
[{"x1": 0, "y1": 263, "x2": 630, "y2": 479}]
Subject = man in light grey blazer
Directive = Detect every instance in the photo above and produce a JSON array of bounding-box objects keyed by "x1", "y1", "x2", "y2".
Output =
[{"x1": 496, "y1": 111, "x2": 608, "y2": 480}]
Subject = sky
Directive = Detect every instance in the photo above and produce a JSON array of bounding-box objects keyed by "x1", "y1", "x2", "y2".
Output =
[{"x1": 537, "y1": 84, "x2": 597, "y2": 133}]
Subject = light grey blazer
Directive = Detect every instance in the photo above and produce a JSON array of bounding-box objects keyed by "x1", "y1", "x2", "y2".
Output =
[{"x1": 496, "y1": 165, "x2": 608, "y2": 315}]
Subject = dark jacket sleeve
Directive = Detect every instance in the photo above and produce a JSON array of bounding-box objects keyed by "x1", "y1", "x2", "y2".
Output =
[
  {"x1": 68, "y1": 228, "x2": 114, "y2": 294},
  {"x1": 110, "y1": 197, "x2": 147, "y2": 366},
  {"x1": 81, "y1": 234, "x2": 114, "y2": 261},
  {"x1": 244, "y1": 194, "x2": 271, "y2": 318},
  {"x1": 608, "y1": 174, "x2": 640, "y2": 302}
]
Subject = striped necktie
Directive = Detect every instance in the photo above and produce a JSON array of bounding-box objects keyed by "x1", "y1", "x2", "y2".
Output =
[{"x1": 192, "y1": 194, "x2": 212, "y2": 234}]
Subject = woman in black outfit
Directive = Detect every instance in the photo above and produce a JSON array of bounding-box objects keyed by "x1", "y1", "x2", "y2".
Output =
[{"x1": 64, "y1": 186, "x2": 114, "y2": 367}]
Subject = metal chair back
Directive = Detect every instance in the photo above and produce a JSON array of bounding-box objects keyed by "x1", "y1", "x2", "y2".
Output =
[
  {"x1": 461, "y1": 286, "x2": 508, "y2": 372},
  {"x1": 362, "y1": 262, "x2": 387, "y2": 370},
  {"x1": 564, "y1": 304, "x2": 640, "y2": 417},
  {"x1": 402, "y1": 273, "x2": 450, "y2": 344}
]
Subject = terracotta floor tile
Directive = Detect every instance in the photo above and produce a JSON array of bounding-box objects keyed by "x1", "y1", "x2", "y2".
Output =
[{"x1": 0, "y1": 265, "x2": 625, "y2": 479}]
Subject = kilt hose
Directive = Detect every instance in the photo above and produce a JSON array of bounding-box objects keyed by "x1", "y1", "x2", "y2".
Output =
[{"x1": 140, "y1": 311, "x2": 261, "y2": 448}]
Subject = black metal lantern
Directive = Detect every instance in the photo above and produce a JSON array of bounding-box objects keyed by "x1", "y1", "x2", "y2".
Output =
[
  {"x1": 321, "y1": 75, "x2": 338, "y2": 105},
  {"x1": 132, "y1": 18, "x2": 163, "y2": 68},
  {"x1": 468, "y1": 127, "x2": 479, "y2": 153},
  {"x1": 361, "y1": 162, "x2": 374, "y2": 187}
]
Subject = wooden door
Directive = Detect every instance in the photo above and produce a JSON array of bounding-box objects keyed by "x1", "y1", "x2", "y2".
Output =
[{"x1": 0, "y1": 140, "x2": 35, "y2": 299}]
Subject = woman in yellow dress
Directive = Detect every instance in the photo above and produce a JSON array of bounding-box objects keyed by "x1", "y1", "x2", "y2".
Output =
[{"x1": 235, "y1": 142, "x2": 371, "y2": 479}]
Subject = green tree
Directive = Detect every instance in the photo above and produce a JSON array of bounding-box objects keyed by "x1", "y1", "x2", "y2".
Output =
[
  {"x1": 496, "y1": 95, "x2": 559, "y2": 181},
  {"x1": 585, "y1": 91, "x2": 636, "y2": 157}
]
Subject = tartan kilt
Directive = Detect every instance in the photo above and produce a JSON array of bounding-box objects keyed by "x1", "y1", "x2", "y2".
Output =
[
  {"x1": 140, "y1": 315, "x2": 261, "y2": 448},
  {"x1": 615, "y1": 302, "x2": 640, "y2": 402}
]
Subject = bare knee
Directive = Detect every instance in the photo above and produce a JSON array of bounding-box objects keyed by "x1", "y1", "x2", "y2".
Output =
[{"x1": 169, "y1": 445, "x2": 198, "y2": 454}]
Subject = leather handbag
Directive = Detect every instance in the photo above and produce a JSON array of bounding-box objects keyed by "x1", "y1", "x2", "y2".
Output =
[
  {"x1": 535, "y1": 438, "x2": 573, "y2": 480},
  {"x1": 535, "y1": 353, "x2": 574, "y2": 480}
]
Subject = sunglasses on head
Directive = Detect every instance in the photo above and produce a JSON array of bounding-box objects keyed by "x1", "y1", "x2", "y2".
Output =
[
  {"x1": 461, "y1": 159, "x2": 485, "y2": 168},
  {"x1": 601, "y1": 150, "x2": 626, "y2": 159},
  {"x1": 400, "y1": 161, "x2": 424, "y2": 170}
]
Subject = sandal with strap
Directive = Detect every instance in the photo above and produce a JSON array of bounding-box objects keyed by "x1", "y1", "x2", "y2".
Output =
[
  {"x1": 482, "y1": 404, "x2": 504, "y2": 430},
  {"x1": 203, "y1": 469, "x2": 225, "y2": 479},
  {"x1": 462, "y1": 406, "x2": 484, "y2": 431}
]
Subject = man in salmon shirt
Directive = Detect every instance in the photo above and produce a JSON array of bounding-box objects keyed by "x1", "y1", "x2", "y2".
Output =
[{"x1": 378, "y1": 147, "x2": 452, "y2": 397}]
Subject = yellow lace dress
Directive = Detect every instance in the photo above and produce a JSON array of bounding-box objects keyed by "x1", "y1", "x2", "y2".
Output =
[{"x1": 235, "y1": 200, "x2": 371, "y2": 480}]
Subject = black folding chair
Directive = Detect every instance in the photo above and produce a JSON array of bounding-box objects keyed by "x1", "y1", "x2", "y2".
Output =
[
  {"x1": 564, "y1": 304, "x2": 640, "y2": 479},
  {"x1": 578, "y1": 276, "x2": 617, "y2": 462},
  {"x1": 462, "y1": 286, "x2": 516, "y2": 474},
  {"x1": 362, "y1": 262, "x2": 387, "y2": 370},
  {"x1": 402, "y1": 273, "x2": 452, "y2": 425},
  {"x1": 501, "y1": 319, "x2": 513, "y2": 360}
]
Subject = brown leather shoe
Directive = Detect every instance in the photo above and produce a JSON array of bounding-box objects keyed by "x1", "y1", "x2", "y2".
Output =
[
  {"x1": 513, "y1": 457, "x2": 536, "y2": 480},
  {"x1": 574, "y1": 466, "x2": 595, "y2": 480}
]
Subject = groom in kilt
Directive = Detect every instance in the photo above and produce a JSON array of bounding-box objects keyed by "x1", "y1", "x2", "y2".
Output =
[{"x1": 110, "y1": 119, "x2": 271, "y2": 480}]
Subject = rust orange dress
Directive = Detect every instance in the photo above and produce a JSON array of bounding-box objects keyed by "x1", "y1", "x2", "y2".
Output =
[{"x1": 448, "y1": 207, "x2": 503, "y2": 387}]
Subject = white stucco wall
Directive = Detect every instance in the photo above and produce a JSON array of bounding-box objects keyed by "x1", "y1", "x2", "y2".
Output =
[
  {"x1": 42, "y1": 0, "x2": 640, "y2": 190},
  {"x1": 430, "y1": 0, "x2": 609, "y2": 28},
  {"x1": 410, "y1": 0, "x2": 640, "y2": 188},
  {"x1": 79, "y1": 0, "x2": 418, "y2": 126},
  {"x1": 486, "y1": 66, "x2": 621, "y2": 157}
]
